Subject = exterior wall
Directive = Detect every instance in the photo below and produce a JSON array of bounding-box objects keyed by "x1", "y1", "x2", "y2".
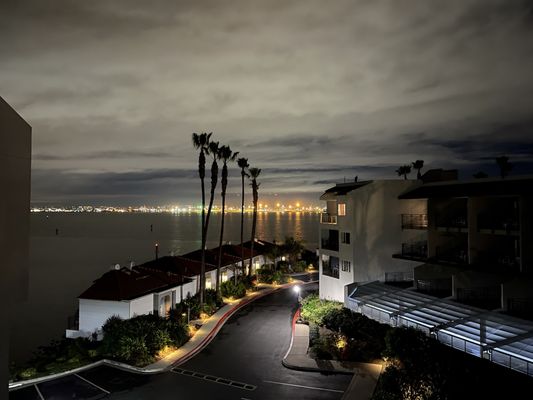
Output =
[
  {"x1": 319, "y1": 180, "x2": 425, "y2": 301},
  {"x1": 78, "y1": 299, "x2": 130, "y2": 334},
  {"x1": 130, "y1": 293, "x2": 154, "y2": 317},
  {"x1": 1, "y1": 97, "x2": 31, "y2": 397}
]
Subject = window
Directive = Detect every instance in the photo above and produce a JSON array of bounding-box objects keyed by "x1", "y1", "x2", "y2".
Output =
[
  {"x1": 341, "y1": 232, "x2": 351, "y2": 244},
  {"x1": 342, "y1": 260, "x2": 351, "y2": 272},
  {"x1": 338, "y1": 203, "x2": 346, "y2": 216},
  {"x1": 205, "y1": 273, "x2": 212, "y2": 289},
  {"x1": 222, "y1": 271, "x2": 228, "y2": 282},
  {"x1": 322, "y1": 255, "x2": 339, "y2": 278}
]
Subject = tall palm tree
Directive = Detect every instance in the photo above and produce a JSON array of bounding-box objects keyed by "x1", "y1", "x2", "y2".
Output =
[
  {"x1": 237, "y1": 157, "x2": 249, "y2": 278},
  {"x1": 396, "y1": 165, "x2": 411, "y2": 180},
  {"x1": 412, "y1": 160, "x2": 424, "y2": 179},
  {"x1": 192, "y1": 132, "x2": 211, "y2": 305},
  {"x1": 248, "y1": 167, "x2": 261, "y2": 277},
  {"x1": 216, "y1": 145, "x2": 239, "y2": 294},
  {"x1": 496, "y1": 156, "x2": 513, "y2": 179},
  {"x1": 204, "y1": 141, "x2": 220, "y2": 238}
]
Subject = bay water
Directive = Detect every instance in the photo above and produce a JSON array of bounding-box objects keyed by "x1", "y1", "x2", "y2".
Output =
[{"x1": 11, "y1": 212, "x2": 318, "y2": 363}]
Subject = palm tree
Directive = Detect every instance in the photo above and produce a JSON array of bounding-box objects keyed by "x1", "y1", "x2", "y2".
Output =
[
  {"x1": 496, "y1": 156, "x2": 513, "y2": 179},
  {"x1": 237, "y1": 157, "x2": 249, "y2": 278},
  {"x1": 396, "y1": 165, "x2": 412, "y2": 180},
  {"x1": 192, "y1": 132, "x2": 212, "y2": 305},
  {"x1": 247, "y1": 167, "x2": 261, "y2": 277},
  {"x1": 282, "y1": 236, "x2": 305, "y2": 272},
  {"x1": 216, "y1": 145, "x2": 239, "y2": 294},
  {"x1": 412, "y1": 160, "x2": 424, "y2": 179},
  {"x1": 204, "y1": 141, "x2": 220, "y2": 236}
]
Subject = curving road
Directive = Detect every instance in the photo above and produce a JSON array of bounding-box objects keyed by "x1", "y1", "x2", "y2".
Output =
[{"x1": 11, "y1": 276, "x2": 351, "y2": 400}]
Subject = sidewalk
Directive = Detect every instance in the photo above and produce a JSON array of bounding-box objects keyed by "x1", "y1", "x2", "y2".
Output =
[{"x1": 282, "y1": 312, "x2": 383, "y2": 400}]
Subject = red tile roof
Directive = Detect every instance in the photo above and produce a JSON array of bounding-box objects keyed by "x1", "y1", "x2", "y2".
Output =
[{"x1": 79, "y1": 266, "x2": 188, "y2": 301}]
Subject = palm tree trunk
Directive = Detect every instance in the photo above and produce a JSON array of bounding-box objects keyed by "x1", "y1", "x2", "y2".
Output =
[
  {"x1": 216, "y1": 166, "x2": 228, "y2": 294},
  {"x1": 240, "y1": 172, "x2": 245, "y2": 279},
  {"x1": 199, "y1": 156, "x2": 206, "y2": 306},
  {"x1": 249, "y1": 206, "x2": 257, "y2": 277}
]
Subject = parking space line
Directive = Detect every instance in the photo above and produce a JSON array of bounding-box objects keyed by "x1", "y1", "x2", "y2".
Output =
[
  {"x1": 74, "y1": 373, "x2": 111, "y2": 394},
  {"x1": 171, "y1": 368, "x2": 256, "y2": 391},
  {"x1": 34, "y1": 384, "x2": 45, "y2": 400},
  {"x1": 263, "y1": 380, "x2": 344, "y2": 393}
]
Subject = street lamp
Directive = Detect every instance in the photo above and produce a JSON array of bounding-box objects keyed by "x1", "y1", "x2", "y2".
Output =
[{"x1": 293, "y1": 285, "x2": 301, "y2": 302}]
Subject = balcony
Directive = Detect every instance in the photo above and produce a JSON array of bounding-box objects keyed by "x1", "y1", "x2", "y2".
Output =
[
  {"x1": 436, "y1": 215, "x2": 468, "y2": 232},
  {"x1": 435, "y1": 245, "x2": 468, "y2": 265},
  {"x1": 393, "y1": 241, "x2": 428, "y2": 261},
  {"x1": 478, "y1": 214, "x2": 520, "y2": 236},
  {"x1": 401, "y1": 214, "x2": 428, "y2": 230},
  {"x1": 320, "y1": 213, "x2": 337, "y2": 224},
  {"x1": 322, "y1": 256, "x2": 339, "y2": 279},
  {"x1": 320, "y1": 229, "x2": 339, "y2": 252}
]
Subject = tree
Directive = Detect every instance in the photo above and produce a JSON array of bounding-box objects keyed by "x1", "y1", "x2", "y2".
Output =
[
  {"x1": 282, "y1": 236, "x2": 305, "y2": 271},
  {"x1": 264, "y1": 244, "x2": 282, "y2": 270},
  {"x1": 248, "y1": 167, "x2": 261, "y2": 277},
  {"x1": 216, "y1": 145, "x2": 238, "y2": 294},
  {"x1": 496, "y1": 156, "x2": 513, "y2": 179},
  {"x1": 204, "y1": 141, "x2": 220, "y2": 238},
  {"x1": 473, "y1": 171, "x2": 488, "y2": 179},
  {"x1": 237, "y1": 157, "x2": 249, "y2": 278},
  {"x1": 412, "y1": 160, "x2": 424, "y2": 179},
  {"x1": 192, "y1": 132, "x2": 212, "y2": 305},
  {"x1": 396, "y1": 165, "x2": 411, "y2": 180}
]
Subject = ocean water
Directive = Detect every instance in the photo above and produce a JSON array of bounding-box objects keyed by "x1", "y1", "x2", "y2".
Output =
[{"x1": 11, "y1": 212, "x2": 318, "y2": 363}]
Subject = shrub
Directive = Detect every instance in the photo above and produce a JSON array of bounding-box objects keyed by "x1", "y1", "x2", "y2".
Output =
[
  {"x1": 100, "y1": 313, "x2": 188, "y2": 366},
  {"x1": 220, "y1": 280, "x2": 246, "y2": 298},
  {"x1": 292, "y1": 260, "x2": 307, "y2": 272},
  {"x1": 300, "y1": 294, "x2": 342, "y2": 325}
]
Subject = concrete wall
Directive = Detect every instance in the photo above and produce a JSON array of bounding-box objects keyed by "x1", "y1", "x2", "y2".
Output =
[
  {"x1": 0, "y1": 97, "x2": 30, "y2": 399},
  {"x1": 78, "y1": 299, "x2": 130, "y2": 334}
]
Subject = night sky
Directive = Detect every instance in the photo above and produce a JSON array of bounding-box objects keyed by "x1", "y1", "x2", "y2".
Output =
[{"x1": 1, "y1": 0, "x2": 533, "y2": 206}]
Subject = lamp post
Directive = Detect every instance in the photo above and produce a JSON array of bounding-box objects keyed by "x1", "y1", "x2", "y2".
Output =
[{"x1": 293, "y1": 285, "x2": 301, "y2": 303}]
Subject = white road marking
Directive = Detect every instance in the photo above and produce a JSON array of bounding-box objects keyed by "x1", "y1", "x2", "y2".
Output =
[
  {"x1": 34, "y1": 384, "x2": 45, "y2": 400},
  {"x1": 263, "y1": 380, "x2": 344, "y2": 393},
  {"x1": 74, "y1": 373, "x2": 111, "y2": 394}
]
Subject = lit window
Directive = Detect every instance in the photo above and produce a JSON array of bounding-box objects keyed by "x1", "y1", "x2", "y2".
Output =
[
  {"x1": 205, "y1": 274, "x2": 212, "y2": 289},
  {"x1": 342, "y1": 260, "x2": 351, "y2": 272},
  {"x1": 338, "y1": 203, "x2": 346, "y2": 216},
  {"x1": 222, "y1": 271, "x2": 228, "y2": 282},
  {"x1": 341, "y1": 232, "x2": 351, "y2": 244}
]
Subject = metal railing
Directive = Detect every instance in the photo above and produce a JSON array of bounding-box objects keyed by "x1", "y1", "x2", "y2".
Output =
[
  {"x1": 320, "y1": 213, "x2": 337, "y2": 224},
  {"x1": 401, "y1": 214, "x2": 428, "y2": 229}
]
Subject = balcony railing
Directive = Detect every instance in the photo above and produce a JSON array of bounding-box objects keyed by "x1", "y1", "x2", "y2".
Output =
[
  {"x1": 435, "y1": 246, "x2": 468, "y2": 264},
  {"x1": 321, "y1": 239, "x2": 339, "y2": 252},
  {"x1": 478, "y1": 214, "x2": 520, "y2": 234},
  {"x1": 401, "y1": 214, "x2": 428, "y2": 230},
  {"x1": 402, "y1": 241, "x2": 428, "y2": 259},
  {"x1": 320, "y1": 213, "x2": 337, "y2": 224}
]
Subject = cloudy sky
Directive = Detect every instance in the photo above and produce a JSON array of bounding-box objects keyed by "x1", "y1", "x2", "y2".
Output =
[{"x1": 1, "y1": 0, "x2": 533, "y2": 206}]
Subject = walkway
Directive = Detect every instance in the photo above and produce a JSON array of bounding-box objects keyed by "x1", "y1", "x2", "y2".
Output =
[{"x1": 282, "y1": 311, "x2": 383, "y2": 400}]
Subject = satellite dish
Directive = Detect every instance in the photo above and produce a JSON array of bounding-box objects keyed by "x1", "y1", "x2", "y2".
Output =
[{"x1": 114, "y1": 264, "x2": 120, "y2": 270}]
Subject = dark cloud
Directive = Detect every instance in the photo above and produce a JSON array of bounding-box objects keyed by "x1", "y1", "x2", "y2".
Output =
[{"x1": 1, "y1": 0, "x2": 533, "y2": 205}]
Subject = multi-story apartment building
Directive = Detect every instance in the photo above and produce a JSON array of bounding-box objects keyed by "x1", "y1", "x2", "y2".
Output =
[
  {"x1": 318, "y1": 179, "x2": 426, "y2": 301},
  {"x1": 398, "y1": 175, "x2": 533, "y2": 316},
  {"x1": 0, "y1": 97, "x2": 31, "y2": 398}
]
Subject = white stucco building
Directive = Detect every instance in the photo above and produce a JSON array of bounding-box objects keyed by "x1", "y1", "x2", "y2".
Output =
[
  {"x1": 0, "y1": 96, "x2": 31, "y2": 396},
  {"x1": 318, "y1": 179, "x2": 426, "y2": 302}
]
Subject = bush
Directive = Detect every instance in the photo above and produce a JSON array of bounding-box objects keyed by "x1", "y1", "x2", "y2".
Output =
[
  {"x1": 173, "y1": 289, "x2": 223, "y2": 321},
  {"x1": 292, "y1": 260, "x2": 307, "y2": 273},
  {"x1": 258, "y1": 269, "x2": 288, "y2": 284},
  {"x1": 300, "y1": 294, "x2": 342, "y2": 325},
  {"x1": 220, "y1": 280, "x2": 246, "y2": 299},
  {"x1": 100, "y1": 314, "x2": 188, "y2": 366}
]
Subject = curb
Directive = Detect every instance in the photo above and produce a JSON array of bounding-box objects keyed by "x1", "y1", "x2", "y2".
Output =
[
  {"x1": 9, "y1": 281, "x2": 303, "y2": 391},
  {"x1": 281, "y1": 308, "x2": 355, "y2": 376}
]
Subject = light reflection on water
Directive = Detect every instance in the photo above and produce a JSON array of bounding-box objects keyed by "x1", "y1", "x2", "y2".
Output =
[{"x1": 11, "y1": 212, "x2": 318, "y2": 363}]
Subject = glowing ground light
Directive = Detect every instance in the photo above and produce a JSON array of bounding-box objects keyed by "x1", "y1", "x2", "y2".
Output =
[{"x1": 293, "y1": 286, "x2": 300, "y2": 294}]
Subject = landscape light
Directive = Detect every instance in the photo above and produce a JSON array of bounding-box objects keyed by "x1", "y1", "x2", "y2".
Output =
[{"x1": 293, "y1": 286, "x2": 300, "y2": 294}]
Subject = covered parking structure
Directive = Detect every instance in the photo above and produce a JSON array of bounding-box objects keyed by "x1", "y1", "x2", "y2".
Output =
[{"x1": 345, "y1": 281, "x2": 533, "y2": 376}]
